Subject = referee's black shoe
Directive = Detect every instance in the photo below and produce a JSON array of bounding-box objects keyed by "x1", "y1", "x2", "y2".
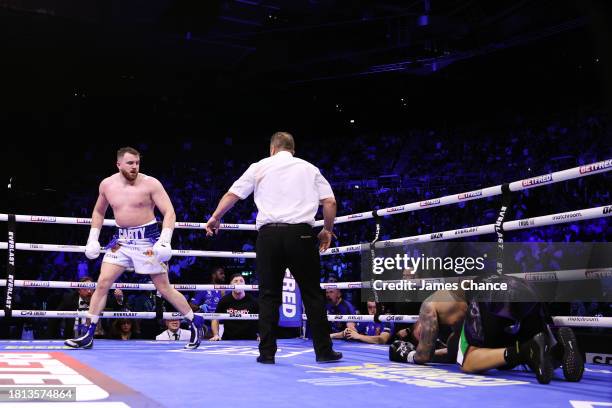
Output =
[{"x1": 316, "y1": 351, "x2": 343, "y2": 363}]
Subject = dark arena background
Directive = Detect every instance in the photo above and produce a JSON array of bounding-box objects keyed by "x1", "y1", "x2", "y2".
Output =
[{"x1": 1, "y1": 1, "x2": 611, "y2": 407}]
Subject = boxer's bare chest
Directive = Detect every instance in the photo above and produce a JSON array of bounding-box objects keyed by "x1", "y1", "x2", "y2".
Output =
[{"x1": 104, "y1": 181, "x2": 153, "y2": 212}]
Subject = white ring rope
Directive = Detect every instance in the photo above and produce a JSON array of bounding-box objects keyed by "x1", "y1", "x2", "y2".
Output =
[
  {"x1": 0, "y1": 310, "x2": 610, "y2": 328},
  {"x1": 1, "y1": 159, "x2": 610, "y2": 230},
  {"x1": 321, "y1": 205, "x2": 612, "y2": 256},
  {"x1": 2, "y1": 204, "x2": 609, "y2": 258},
  {"x1": 1, "y1": 267, "x2": 609, "y2": 291}
]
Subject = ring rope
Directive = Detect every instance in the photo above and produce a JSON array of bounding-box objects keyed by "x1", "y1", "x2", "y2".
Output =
[
  {"x1": 1, "y1": 204, "x2": 608, "y2": 258},
  {"x1": 1, "y1": 159, "x2": 609, "y2": 230},
  {"x1": 0, "y1": 310, "x2": 609, "y2": 328}
]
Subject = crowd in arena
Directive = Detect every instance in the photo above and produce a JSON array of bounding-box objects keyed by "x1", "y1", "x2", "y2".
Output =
[{"x1": 2, "y1": 109, "x2": 610, "y2": 341}]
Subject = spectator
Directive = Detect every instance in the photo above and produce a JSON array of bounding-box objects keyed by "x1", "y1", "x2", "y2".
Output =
[
  {"x1": 343, "y1": 300, "x2": 393, "y2": 344},
  {"x1": 326, "y1": 288, "x2": 357, "y2": 338},
  {"x1": 156, "y1": 319, "x2": 192, "y2": 341},
  {"x1": 210, "y1": 274, "x2": 259, "y2": 341},
  {"x1": 109, "y1": 319, "x2": 140, "y2": 340}
]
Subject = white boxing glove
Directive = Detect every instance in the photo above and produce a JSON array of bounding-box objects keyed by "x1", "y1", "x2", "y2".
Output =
[
  {"x1": 84, "y1": 228, "x2": 101, "y2": 260},
  {"x1": 153, "y1": 228, "x2": 173, "y2": 262}
]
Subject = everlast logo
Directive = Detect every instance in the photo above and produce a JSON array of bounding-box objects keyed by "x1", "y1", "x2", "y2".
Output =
[
  {"x1": 118, "y1": 227, "x2": 146, "y2": 240},
  {"x1": 348, "y1": 214, "x2": 364, "y2": 219},
  {"x1": 348, "y1": 245, "x2": 361, "y2": 251},
  {"x1": 454, "y1": 227, "x2": 477, "y2": 236},
  {"x1": 113, "y1": 312, "x2": 137, "y2": 317},
  {"x1": 430, "y1": 233, "x2": 443, "y2": 240},
  {"x1": 603, "y1": 206, "x2": 612, "y2": 215},
  {"x1": 334, "y1": 315, "x2": 343, "y2": 320},
  {"x1": 519, "y1": 219, "x2": 532, "y2": 227},
  {"x1": 6, "y1": 231, "x2": 14, "y2": 309},
  {"x1": 386, "y1": 206, "x2": 405, "y2": 213},
  {"x1": 495, "y1": 206, "x2": 507, "y2": 244},
  {"x1": 385, "y1": 316, "x2": 404, "y2": 322},
  {"x1": 420, "y1": 199, "x2": 441, "y2": 207},
  {"x1": 458, "y1": 190, "x2": 483, "y2": 200},
  {"x1": 30, "y1": 216, "x2": 56, "y2": 223},
  {"x1": 178, "y1": 250, "x2": 190, "y2": 254},
  {"x1": 522, "y1": 174, "x2": 552, "y2": 187},
  {"x1": 579, "y1": 159, "x2": 612, "y2": 174},
  {"x1": 8, "y1": 232, "x2": 15, "y2": 266},
  {"x1": 29, "y1": 244, "x2": 43, "y2": 249},
  {"x1": 221, "y1": 224, "x2": 240, "y2": 229},
  {"x1": 76, "y1": 218, "x2": 91, "y2": 224},
  {"x1": 330, "y1": 248, "x2": 340, "y2": 253},
  {"x1": 215, "y1": 285, "x2": 235, "y2": 289},
  {"x1": 171, "y1": 312, "x2": 183, "y2": 317}
]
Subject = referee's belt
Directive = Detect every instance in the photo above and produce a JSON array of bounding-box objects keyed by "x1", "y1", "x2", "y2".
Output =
[{"x1": 260, "y1": 223, "x2": 311, "y2": 229}]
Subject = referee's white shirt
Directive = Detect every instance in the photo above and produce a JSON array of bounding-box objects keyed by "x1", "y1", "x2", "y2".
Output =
[
  {"x1": 155, "y1": 328, "x2": 191, "y2": 341},
  {"x1": 229, "y1": 151, "x2": 334, "y2": 229}
]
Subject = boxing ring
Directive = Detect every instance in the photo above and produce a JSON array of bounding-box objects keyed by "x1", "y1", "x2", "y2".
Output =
[{"x1": 1, "y1": 160, "x2": 612, "y2": 407}]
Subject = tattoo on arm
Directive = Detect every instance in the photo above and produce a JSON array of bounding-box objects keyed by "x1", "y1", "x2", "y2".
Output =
[{"x1": 415, "y1": 302, "x2": 438, "y2": 364}]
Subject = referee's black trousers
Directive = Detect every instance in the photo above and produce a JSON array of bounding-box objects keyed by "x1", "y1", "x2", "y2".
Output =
[{"x1": 256, "y1": 223, "x2": 333, "y2": 357}]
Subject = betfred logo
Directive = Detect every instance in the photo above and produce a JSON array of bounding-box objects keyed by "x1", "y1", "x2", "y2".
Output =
[
  {"x1": 30, "y1": 216, "x2": 57, "y2": 223},
  {"x1": 23, "y1": 281, "x2": 50, "y2": 287},
  {"x1": 70, "y1": 282, "x2": 96, "y2": 288},
  {"x1": 348, "y1": 214, "x2": 364, "y2": 220},
  {"x1": 603, "y1": 206, "x2": 612, "y2": 215},
  {"x1": 221, "y1": 224, "x2": 240, "y2": 229},
  {"x1": 348, "y1": 283, "x2": 361, "y2": 288},
  {"x1": 521, "y1": 174, "x2": 552, "y2": 187},
  {"x1": 174, "y1": 284, "x2": 196, "y2": 290},
  {"x1": 430, "y1": 232, "x2": 443, "y2": 240},
  {"x1": 386, "y1": 206, "x2": 405, "y2": 213},
  {"x1": 76, "y1": 218, "x2": 92, "y2": 224},
  {"x1": 215, "y1": 285, "x2": 235, "y2": 289},
  {"x1": 115, "y1": 283, "x2": 139, "y2": 289},
  {"x1": 458, "y1": 190, "x2": 482, "y2": 200},
  {"x1": 420, "y1": 199, "x2": 441, "y2": 207},
  {"x1": 579, "y1": 159, "x2": 612, "y2": 174},
  {"x1": 177, "y1": 222, "x2": 201, "y2": 228}
]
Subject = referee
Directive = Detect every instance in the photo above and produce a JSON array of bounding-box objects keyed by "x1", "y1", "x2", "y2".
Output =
[{"x1": 205, "y1": 132, "x2": 342, "y2": 364}]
